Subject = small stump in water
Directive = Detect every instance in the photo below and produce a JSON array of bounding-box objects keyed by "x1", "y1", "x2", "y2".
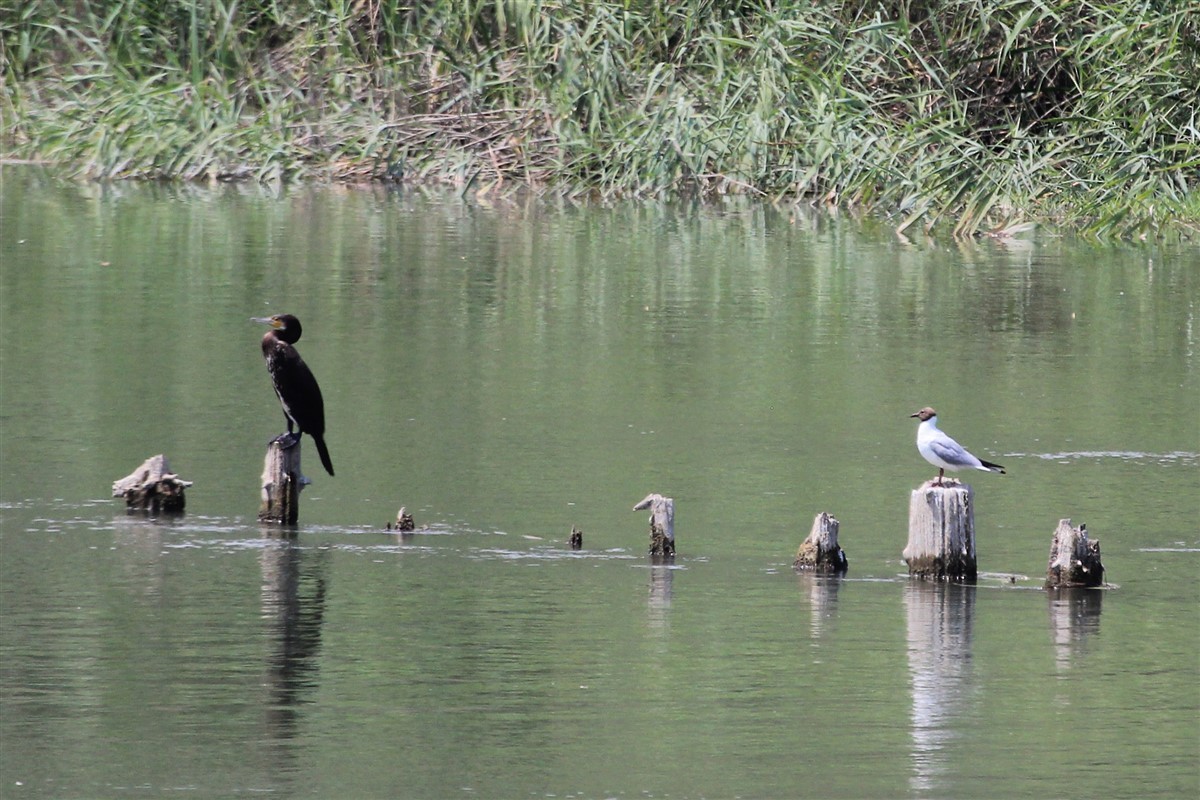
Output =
[
  {"x1": 387, "y1": 506, "x2": 416, "y2": 532},
  {"x1": 794, "y1": 512, "x2": 848, "y2": 573},
  {"x1": 568, "y1": 525, "x2": 583, "y2": 550},
  {"x1": 259, "y1": 435, "x2": 308, "y2": 526},
  {"x1": 1046, "y1": 519, "x2": 1105, "y2": 588},
  {"x1": 905, "y1": 478, "x2": 976, "y2": 581},
  {"x1": 633, "y1": 493, "x2": 675, "y2": 557},
  {"x1": 113, "y1": 454, "x2": 192, "y2": 514}
]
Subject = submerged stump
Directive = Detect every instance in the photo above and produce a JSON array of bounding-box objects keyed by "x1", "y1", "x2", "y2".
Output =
[
  {"x1": 633, "y1": 493, "x2": 675, "y2": 557},
  {"x1": 905, "y1": 478, "x2": 976, "y2": 581},
  {"x1": 259, "y1": 435, "x2": 308, "y2": 526},
  {"x1": 387, "y1": 506, "x2": 416, "y2": 532},
  {"x1": 568, "y1": 525, "x2": 583, "y2": 550},
  {"x1": 112, "y1": 454, "x2": 192, "y2": 514},
  {"x1": 794, "y1": 512, "x2": 848, "y2": 572},
  {"x1": 1046, "y1": 519, "x2": 1105, "y2": 588}
]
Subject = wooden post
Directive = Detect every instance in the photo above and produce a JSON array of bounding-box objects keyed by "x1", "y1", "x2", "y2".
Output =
[
  {"x1": 905, "y1": 478, "x2": 976, "y2": 581},
  {"x1": 794, "y1": 512, "x2": 848, "y2": 572},
  {"x1": 633, "y1": 493, "x2": 675, "y2": 557},
  {"x1": 112, "y1": 454, "x2": 192, "y2": 514},
  {"x1": 1046, "y1": 519, "x2": 1105, "y2": 588},
  {"x1": 568, "y1": 525, "x2": 583, "y2": 550},
  {"x1": 259, "y1": 436, "x2": 308, "y2": 525}
]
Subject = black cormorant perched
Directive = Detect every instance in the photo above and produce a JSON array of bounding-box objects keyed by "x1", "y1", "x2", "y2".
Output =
[{"x1": 253, "y1": 314, "x2": 334, "y2": 476}]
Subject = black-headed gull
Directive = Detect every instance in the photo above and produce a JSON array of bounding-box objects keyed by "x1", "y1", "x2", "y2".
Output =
[{"x1": 910, "y1": 407, "x2": 1005, "y2": 486}]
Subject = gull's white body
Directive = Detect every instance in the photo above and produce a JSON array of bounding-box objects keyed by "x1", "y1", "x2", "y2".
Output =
[{"x1": 911, "y1": 407, "x2": 1005, "y2": 482}]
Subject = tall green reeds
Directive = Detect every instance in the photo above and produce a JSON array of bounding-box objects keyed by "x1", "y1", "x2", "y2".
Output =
[{"x1": 3, "y1": 0, "x2": 1198, "y2": 235}]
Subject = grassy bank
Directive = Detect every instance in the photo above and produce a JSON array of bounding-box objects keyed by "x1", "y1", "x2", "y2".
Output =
[{"x1": 4, "y1": 0, "x2": 1199, "y2": 236}]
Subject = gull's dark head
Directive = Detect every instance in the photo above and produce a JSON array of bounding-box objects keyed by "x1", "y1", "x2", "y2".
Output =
[{"x1": 910, "y1": 407, "x2": 937, "y2": 422}]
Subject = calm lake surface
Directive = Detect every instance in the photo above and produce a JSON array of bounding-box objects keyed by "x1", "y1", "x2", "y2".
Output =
[{"x1": 1, "y1": 169, "x2": 1198, "y2": 799}]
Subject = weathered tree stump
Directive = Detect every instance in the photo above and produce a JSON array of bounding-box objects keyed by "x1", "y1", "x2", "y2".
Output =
[
  {"x1": 794, "y1": 512, "x2": 848, "y2": 572},
  {"x1": 387, "y1": 506, "x2": 416, "y2": 532},
  {"x1": 1046, "y1": 519, "x2": 1105, "y2": 588},
  {"x1": 568, "y1": 525, "x2": 583, "y2": 550},
  {"x1": 904, "y1": 478, "x2": 976, "y2": 581},
  {"x1": 259, "y1": 436, "x2": 308, "y2": 525},
  {"x1": 112, "y1": 454, "x2": 192, "y2": 514},
  {"x1": 633, "y1": 493, "x2": 675, "y2": 557}
]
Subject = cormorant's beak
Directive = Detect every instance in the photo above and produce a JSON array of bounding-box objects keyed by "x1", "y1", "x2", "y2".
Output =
[{"x1": 251, "y1": 316, "x2": 283, "y2": 329}]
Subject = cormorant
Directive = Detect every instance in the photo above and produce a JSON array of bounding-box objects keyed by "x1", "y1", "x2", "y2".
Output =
[{"x1": 253, "y1": 314, "x2": 334, "y2": 476}]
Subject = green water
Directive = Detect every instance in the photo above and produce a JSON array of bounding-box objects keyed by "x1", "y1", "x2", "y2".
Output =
[{"x1": 1, "y1": 170, "x2": 1197, "y2": 798}]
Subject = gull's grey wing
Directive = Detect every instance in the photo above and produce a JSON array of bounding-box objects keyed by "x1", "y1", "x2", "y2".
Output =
[{"x1": 928, "y1": 436, "x2": 980, "y2": 468}]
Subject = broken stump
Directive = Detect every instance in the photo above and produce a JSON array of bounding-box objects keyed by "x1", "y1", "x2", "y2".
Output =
[
  {"x1": 794, "y1": 512, "x2": 848, "y2": 572},
  {"x1": 904, "y1": 478, "x2": 976, "y2": 581},
  {"x1": 568, "y1": 525, "x2": 583, "y2": 550},
  {"x1": 633, "y1": 493, "x2": 675, "y2": 557},
  {"x1": 1046, "y1": 519, "x2": 1105, "y2": 588},
  {"x1": 259, "y1": 435, "x2": 308, "y2": 525},
  {"x1": 387, "y1": 506, "x2": 416, "y2": 532},
  {"x1": 112, "y1": 454, "x2": 192, "y2": 514}
]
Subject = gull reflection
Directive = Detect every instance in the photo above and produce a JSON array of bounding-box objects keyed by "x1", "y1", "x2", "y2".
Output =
[{"x1": 905, "y1": 581, "x2": 977, "y2": 795}]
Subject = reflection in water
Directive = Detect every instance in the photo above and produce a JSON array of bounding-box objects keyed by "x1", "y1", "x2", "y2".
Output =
[
  {"x1": 260, "y1": 538, "x2": 329, "y2": 741},
  {"x1": 905, "y1": 581, "x2": 977, "y2": 796},
  {"x1": 647, "y1": 562, "x2": 674, "y2": 633},
  {"x1": 1047, "y1": 587, "x2": 1103, "y2": 672},
  {"x1": 794, "y1": 573, "x2": 844, "y2": 637},
  {"x1": 111, "y1": 516, "x2": 171, "y2": 600}
]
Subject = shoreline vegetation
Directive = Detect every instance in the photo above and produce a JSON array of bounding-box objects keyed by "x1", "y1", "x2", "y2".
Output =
[{"x1": 4, "y1": 0, "x2": 1199, "y2": 237}]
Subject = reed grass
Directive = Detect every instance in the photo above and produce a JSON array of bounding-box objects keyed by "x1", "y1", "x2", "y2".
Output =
[{"x1": 3, "y1": 0, "x2": 1197, "y2": 236}]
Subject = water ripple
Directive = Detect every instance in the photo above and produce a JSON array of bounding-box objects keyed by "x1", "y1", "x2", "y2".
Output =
[{"x1": 1020, "y1": 450, "x2": 1198, "y2": 464}]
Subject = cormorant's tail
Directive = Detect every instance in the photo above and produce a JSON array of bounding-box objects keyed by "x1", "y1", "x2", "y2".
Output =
[
  {"x1": 979, "y1": 458, "x2": 1005, "y2": 474},
  {"x1": 313, "y1": 435, "x2": 335, "y2": 476}
]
